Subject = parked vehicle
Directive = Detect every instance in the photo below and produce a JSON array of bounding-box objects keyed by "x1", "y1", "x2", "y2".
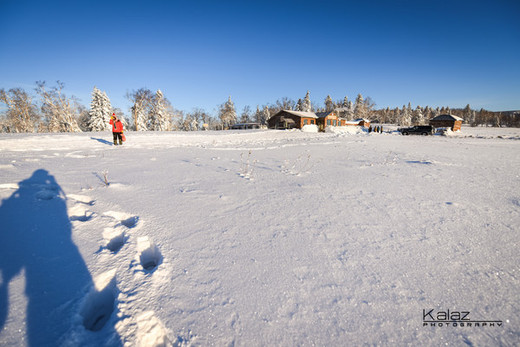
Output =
[
  {"x1": 398, "y1": 125, "x2": 434, "y2": 135},
  {"x1": 230, "y1": 123, "x2": 261, "y2": 130}
]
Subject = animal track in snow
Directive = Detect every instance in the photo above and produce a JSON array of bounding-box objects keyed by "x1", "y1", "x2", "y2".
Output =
[
  {"x1": 80, "y1": 270, "x2": 118, "y2": 332},
  {"x1": 137, "y1": 236, "x2": 162, "y2": 271}
]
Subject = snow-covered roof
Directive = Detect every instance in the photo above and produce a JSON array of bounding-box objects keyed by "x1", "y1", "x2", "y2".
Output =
[
  {"x1": 282, "y1": 110, "x2": 318, "y2": 118},
  {"x1": 430, "y1": 114, "x2": 463, "y2": 121},
  {"x1": 315, "y1": 111, "x2": 335, "y2": 118},
  {"x1": 344, "y1": 118, "x2": 370, "y2": 125}
]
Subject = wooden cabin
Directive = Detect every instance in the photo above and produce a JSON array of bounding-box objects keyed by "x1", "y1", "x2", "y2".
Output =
[
  {"x1": 268, "y1": 110, "x2": 318, "y2": 129},
  {"x1": 429, "y1": 114, "x2": 463, "y2": 131},
  {"x1": 315, "y1": 111, "x2": 344, "y2": 131}
]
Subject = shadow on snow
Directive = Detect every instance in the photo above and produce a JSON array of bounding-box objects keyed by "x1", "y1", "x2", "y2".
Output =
[
  {"x1": 90, "y1": 137, "x2": 113, "y2": 146},
  {"x1": 0, "y1": 169, "x2": 121, "y2": 345}
]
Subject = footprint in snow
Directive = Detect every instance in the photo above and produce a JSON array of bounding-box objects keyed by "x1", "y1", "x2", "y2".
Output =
[
  {"x1": 136, "y1": 236, "x2": 162, "y2": 272},
  {"x1": 68, "y1": 194, "x2": 96, "y2": 205},
  {"x1": 69, "y1": 204, "x2": 96, "y2": 222},
  {"x1": 67, "y1": 195, "x2": 96, "y2": 222},
  {"x1": 136, "y1": 311, "x2": 171, "y2": 346},
  {"x1": 104, "y1": 211, "x2": 140, "y2": 229},
  {"x1": 102, "y1": 226, "x2": 127, "y2": 253},
  {"x1": 80, "y1": 270, "x2": 118, "y2": 332}
]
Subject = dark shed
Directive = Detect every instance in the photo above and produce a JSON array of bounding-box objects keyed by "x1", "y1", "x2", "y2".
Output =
[
  {"x1": 268, "y1": 110, "x2": 318, "y2": 129},
  {"x1": 429, "y1": 114, "x2": 463, "y2": 131}
]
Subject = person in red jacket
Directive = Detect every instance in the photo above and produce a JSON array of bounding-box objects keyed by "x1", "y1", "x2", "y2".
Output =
[{"x1": 109, "y1": 113, "x2": 124, "y2": 145}]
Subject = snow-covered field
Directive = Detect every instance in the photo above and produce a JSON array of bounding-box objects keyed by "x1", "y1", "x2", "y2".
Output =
[{"x1": 0, "y1": 127, "x2": 519, "y2": 346}]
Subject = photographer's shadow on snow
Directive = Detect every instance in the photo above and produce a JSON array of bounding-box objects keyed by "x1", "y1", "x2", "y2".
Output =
[{"x1": 0, "y1": 169, "x2": 121, "y2": 345}]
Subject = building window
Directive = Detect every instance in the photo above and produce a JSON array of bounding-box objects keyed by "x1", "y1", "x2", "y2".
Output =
[
  {"x1": 311, "y1": 120, "x2": 315, "y2": 124},
  {"x1": 333, "y1": 120, "x2": 337, "y2": 126}
]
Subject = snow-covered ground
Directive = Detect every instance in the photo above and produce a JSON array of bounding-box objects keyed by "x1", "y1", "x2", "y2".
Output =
[{"x1": 0, "y1": 128, "x2": 519, "y2": 346}]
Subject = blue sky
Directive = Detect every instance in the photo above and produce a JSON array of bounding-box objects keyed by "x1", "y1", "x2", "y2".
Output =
[{"x1": 1, "y1": 0, "x2": 519, "y2": 115}]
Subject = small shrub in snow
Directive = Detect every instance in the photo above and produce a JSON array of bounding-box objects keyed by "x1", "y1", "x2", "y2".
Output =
[
  {"x1": 102, "y1": 170, "x2": 109, "y2": 187},
  {"x1": 239, "y1": 150, "x2": 256, "y2": 180},
  {"x1": 281, "y1": 152, "x2": 319, "y2": 176}
]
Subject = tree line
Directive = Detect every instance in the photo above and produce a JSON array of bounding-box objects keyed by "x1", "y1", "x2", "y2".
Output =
[{"x1": 1, "y1": 82, "x2": 518, "y2": 133}]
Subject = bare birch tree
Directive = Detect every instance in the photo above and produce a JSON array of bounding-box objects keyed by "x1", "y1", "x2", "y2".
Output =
[
  {"x1": 127, "y1": 88, "x2": 153, "y2": 131},
  {"x1": 35, "y1": 81, "x2": 82, "y2": 132},
  {"x1": 0, "y1": 88, "x2": 40, "y2": 132}
]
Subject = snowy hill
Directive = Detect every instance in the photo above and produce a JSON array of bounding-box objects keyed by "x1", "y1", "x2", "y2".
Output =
[{"x1": 0, "y1": 129, "x2": 519, "y2": 346}]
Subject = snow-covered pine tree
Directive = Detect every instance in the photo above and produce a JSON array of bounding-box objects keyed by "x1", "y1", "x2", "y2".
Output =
[
  {"x1": 86, "y1": 89, "x2": 99, "y2": 131},
  {"x1": 341, "y1": 96, "x2": 349, "y2": 108},
  {"x1": 413, "y1": 106, "x2": 425, "y2": 125},
  {"x1": 254, "y1": 106, "x2": 262, "y2": 124},
  {"x1": 101, "y1": 91, "x2": 112, "y2": 124},
  {"x1": 149, "y1": 90, "x2": 171, "y2": 131},
  {"x1": 219, "y1": 96, "x2": 237, "y2": 129},
  {"x1": 88, "y1": 87, "x2": 112, "y2": 131},
  {"x1": 324, "y1": 95, "x2": 334, "y2": 112},
  {"x1": 262, "y1": 106, "x2": 270, "y2": 124},
  {"x1": 302, "y1": 91, "x2": 312, "y2": 112},
  {"x1": 346, "y1": 100, "x2": 355, "y2": 120},
  {"x1": 383, "y1": 107, "x2": 391, "y2": 124},
  {"x1": 295, "y1": 98, "x2": 303, "y2": 111},
  {"x1": 399, "y1": 103, "x2": 412, "y2": 126},
  {"x1": 463, "y1": 104, "x2": 474, "y2": 126},
  {"x1": 470, "y1": 110, "x2": 476, "y2": 127},
  {"x1": 423, "y1": 106, "x2": 432, "y2": 122},
  {"x1": 354, "y1": 94, "x2": 367, "y2": 119},
  {"x1": 391, "y1": 107, "x2": 399, "y2": 124}
]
